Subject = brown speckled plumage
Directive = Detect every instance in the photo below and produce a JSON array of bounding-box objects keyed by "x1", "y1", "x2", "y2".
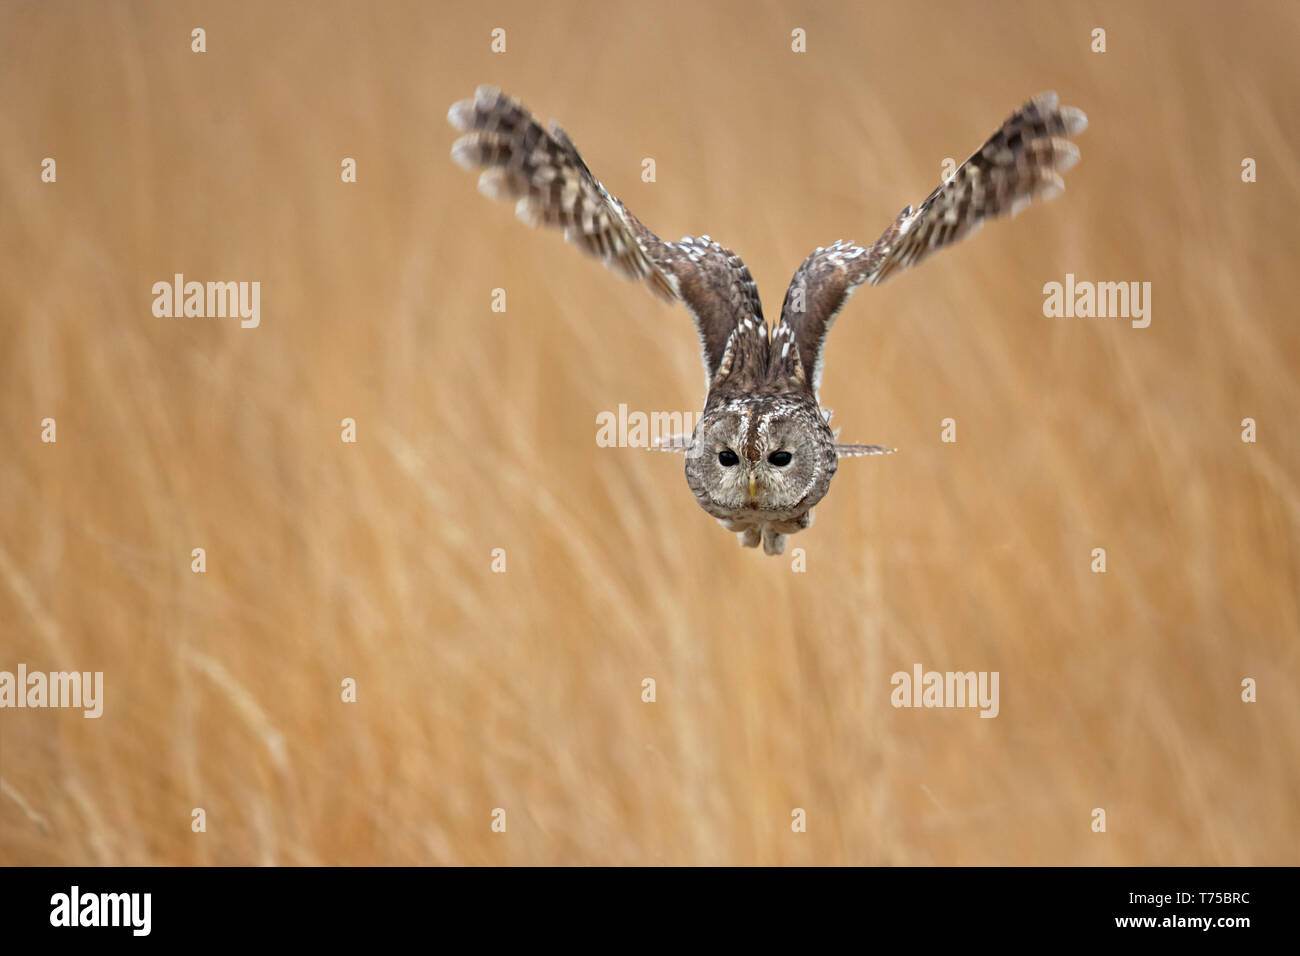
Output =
[{"x1": 449, "y1": 87, "x2": 1087, "y2": 554}]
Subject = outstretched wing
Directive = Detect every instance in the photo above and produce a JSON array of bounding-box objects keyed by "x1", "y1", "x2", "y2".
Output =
[
  {"x1": 834, "y1": 443, "x2": 896, "y2": 458},
  {"x1": 448, "y1": 86, "x2": 763, "y2": 384},
  {"x1": 778, "y1": 91, "x2": 1088, "y2": 392}
]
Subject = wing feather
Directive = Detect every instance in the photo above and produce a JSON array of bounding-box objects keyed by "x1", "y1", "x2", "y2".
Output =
[
  {"x1": 778, "y1": 92, "x2": 1088, "y2": 392},
  {"x1": 449, "y1": 86, "x2": 764, "y2": 383}
]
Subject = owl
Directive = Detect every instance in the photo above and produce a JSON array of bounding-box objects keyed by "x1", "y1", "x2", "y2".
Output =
[{"x1": 448, "y1": 87, "x2": 1087, "y2": 554}]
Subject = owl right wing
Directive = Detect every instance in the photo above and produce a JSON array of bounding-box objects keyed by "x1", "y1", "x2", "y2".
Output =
[
  {"x1": 448, "y1": 86, "x2": 763, "y2": 384},
  {"x1": 778, "y1": 91, "x2": 1088, "y2": 393}
]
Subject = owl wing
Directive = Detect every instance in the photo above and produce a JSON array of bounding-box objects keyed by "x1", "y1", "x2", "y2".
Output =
[
  {"x1": 777, "y1": 92, "x2": 1088, "y2": 393},
  {"x1": 449, "y1": 86, "x2": 763, "y2": 383}
]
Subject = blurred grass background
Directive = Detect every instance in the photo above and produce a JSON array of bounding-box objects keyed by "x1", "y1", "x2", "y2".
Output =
[{"x1": 1, "y1": 0, "x2": 1297, "y2": 864}]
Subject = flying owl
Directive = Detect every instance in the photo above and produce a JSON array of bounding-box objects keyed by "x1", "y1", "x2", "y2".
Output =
[{"x1": 448, "y1": 87, "x2": 1087, "y2": 555}]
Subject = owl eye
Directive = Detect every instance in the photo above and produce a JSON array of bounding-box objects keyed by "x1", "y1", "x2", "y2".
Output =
[
  {"x1": 718, "y1": 449, "x2": 740, "y2": 467},
  {"x1": 768, "y1": 451, "x2": 793, "y2": 467}
]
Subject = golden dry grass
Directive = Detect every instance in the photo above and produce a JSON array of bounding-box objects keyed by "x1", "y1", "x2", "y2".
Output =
[{"x1": 1, "y1": 0, "x2": 1298, "y2": 865}]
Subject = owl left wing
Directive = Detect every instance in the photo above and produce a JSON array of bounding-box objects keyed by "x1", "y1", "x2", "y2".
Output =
[
  {"x1": 778, "y1": 91, "x2": 1088, "y2": 393},
  {"x1": 448, "y1": 86, "x2": 762, "y2": 383}
]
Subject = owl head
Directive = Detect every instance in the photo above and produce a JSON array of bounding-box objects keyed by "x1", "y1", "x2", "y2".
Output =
[{"x1": 681, "y1": 396, "x2": 839, "y2": 522}]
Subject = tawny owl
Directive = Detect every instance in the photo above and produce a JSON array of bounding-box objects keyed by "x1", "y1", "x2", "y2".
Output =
[{"x1": 448, "y1": 87, "x2": 1087, "y2": 555}]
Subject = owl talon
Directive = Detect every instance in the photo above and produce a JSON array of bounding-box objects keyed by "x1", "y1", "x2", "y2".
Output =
[
  {"x1": 762, "y1": 530, "x2": 787, "y2": 556},
  {"x1": 737, "y1": 527, "x2": 761, "y2": 548}
]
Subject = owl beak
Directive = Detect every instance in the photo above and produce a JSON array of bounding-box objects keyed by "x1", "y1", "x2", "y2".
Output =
[{"x1": 747, "y1": 474, "x2": 758, "y2": 500}]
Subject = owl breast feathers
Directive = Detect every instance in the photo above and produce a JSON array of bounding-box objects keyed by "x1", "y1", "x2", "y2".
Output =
[{"x1": 449, "y1": 86, "x2": 1087, "y2": 554}]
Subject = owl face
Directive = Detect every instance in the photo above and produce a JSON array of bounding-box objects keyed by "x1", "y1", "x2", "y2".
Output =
[{"x1": 684, "y1": 400, "x2": 836, "y2": 522}]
